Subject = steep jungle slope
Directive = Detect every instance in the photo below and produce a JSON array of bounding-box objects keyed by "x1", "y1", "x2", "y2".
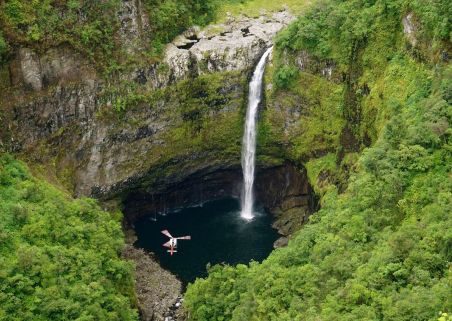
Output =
[
  {"x1": 0, "y1": 154, "x2": 138, "y2": 320},
  {"x1": 184, "y1": 0, "x2": 452, "y2": 320}
]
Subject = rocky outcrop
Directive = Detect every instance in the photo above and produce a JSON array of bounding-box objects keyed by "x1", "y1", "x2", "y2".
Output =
[
  {"x1": 132, "y1": 10, "x2": 294, "y2": 89},
  {"x1": 16, "y1": 48, "x2": 43, "y2": 91},
  {"x1": 189, "y1": 12, "x2": 290, "y2": 73},
  {"x1": 254, "y1": 164, "x2": 317, "y2": 246},
  {"x1": 7, "y1": 10, "x2": 293, "y2": 93},
  {"x1": 402, "y1": 12, "x2": 417, "y2": 47},
  {"x1": 9, "y1": 81, "x2": 98, "y2": 149},
  {"x1": 118, "y1": 0, "x2": 150, "y2": 54},
  {"x1": 9, "y1": 47, "x2": 94, "y2": 92},
  {"x1": 122, "y1": 244, "x2": 182, "y2": 321},
  {"x1": 293, "y1": 50, "x2": 337, "y2": 81}
]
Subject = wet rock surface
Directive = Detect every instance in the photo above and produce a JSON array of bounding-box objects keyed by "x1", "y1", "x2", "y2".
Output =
[{"x1": 255, "y1": 164, "x2": 317, "y2": 247}]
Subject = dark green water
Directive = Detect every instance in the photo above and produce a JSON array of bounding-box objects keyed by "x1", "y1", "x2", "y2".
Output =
[{"x1": 134, "y1": 198, "x2": 279, "y2": 284}]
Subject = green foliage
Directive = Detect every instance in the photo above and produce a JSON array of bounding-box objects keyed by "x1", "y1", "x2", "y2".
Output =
[
  {"x1": 0, "y1": 0, "x2": 224, "y2": 69},
  {"x1": 184, "y1": 0, "x2": 451, "y2": 319},
  {"x1": 305, "y1": 153, "x2": 338, "y2": 196},
  {"x1": 273, "y1": 65, "x2": 298, "y2": 89},
  {"x1": 0, "y1": 154, "x2": 138, "y2": 321},
  {"x1": 160, "y1": 71, "x2": 245, "y2": 156},
  {"x1": 276, "y1": 0, "x2": 450, "y2": 66},
  {"x1": 408, "y1": 0, "x2": 451, "y2": 43},
  {"x1": 439, "y1": 313, "x2": 452, "y2": 321},
  {"x1": 266, "y1": 0, "x2": 450, "y2": 163},
  {"x1": 0, "y1": 0, "x2": 120, "y2": 69},
  {"x1": 0, "y1": 31, "x2": 8, "y2": 60},
  {"x1": 262, "y1": 67, "x2": 344, "y2": 161},
  {"x1": 145, "y1": 0, "x2": 220, "y2": 55},
  {"x1": 185, "y1": 62, "x2": 451, "y2": 320}
]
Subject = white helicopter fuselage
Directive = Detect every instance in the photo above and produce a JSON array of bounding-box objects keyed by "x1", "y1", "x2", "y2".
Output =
[{"x1": 161, "y1": 230, "x2": 190, "y2": 255}]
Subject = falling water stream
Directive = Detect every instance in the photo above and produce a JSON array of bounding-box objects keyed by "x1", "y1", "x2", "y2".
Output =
[
  {"x1": 132, "y1": 47, "x2": 279, "y2": 284},
  {"x1": 241, "y1": 47, "x2": 273, "y2": 220}
]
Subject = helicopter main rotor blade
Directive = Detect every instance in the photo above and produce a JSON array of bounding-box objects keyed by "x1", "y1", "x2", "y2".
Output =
[
  {"x1": 161, "y1": 230, "x2": 173, "y2": 238},
  {"x1": 175, "y1": 236, "x2": 191, "y2": 240},
  {"x1": 163, "y1": 241, "x2": 172, "y2": 248}
]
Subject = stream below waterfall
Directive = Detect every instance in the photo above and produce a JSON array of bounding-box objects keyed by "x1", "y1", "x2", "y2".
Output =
[{"x1": 134, "y1": 197, "x2": 279, "y2": 284}]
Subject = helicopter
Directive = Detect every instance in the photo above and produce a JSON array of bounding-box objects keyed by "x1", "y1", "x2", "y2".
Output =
[{"x1": 161, "y1": 230, "x2": 191, "y2": 255}]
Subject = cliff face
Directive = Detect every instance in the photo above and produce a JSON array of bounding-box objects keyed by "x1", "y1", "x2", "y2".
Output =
[
  {"x1": 0, "y1": 7, "x2": 302, "y2": 320},
  {"x1": 0, "y1": 5, "x2": 319, "y2": 249},
  {"x1": 1, "y1": 9, "x2": 294, "y2": 201}
]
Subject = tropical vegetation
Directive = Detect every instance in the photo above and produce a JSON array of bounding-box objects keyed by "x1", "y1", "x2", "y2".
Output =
[{"x1": 184, "y1": 0, "x2": 451, "y2": 320}]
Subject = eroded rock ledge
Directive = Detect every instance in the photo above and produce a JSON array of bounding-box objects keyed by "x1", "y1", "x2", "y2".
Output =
[{"x1": 154, "y1": 10, "x2": 294, "y2": 86}]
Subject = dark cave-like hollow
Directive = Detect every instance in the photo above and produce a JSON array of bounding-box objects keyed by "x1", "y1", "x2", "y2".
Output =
[{"x1": 122, "y1": 163, "x2": 317, "y2": 283}]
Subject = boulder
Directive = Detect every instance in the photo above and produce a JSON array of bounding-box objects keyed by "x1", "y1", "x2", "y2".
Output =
[
  {"x1": 18, "y1": 48, "x2": 42, "y2": 91},
  {"x1": 11, "y1": 47, "x2": 93, "y2": 92},
  {"x1": 402, "y1": 12, "x2": 417, "y2": 47},
  {"x1": 164, "y1": 11, "x2": 295, "y2": 80}
]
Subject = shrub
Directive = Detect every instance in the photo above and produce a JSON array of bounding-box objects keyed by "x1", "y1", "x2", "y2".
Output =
[{"x1": 273, "y1": 65, "x2": 298, "y2": 89}]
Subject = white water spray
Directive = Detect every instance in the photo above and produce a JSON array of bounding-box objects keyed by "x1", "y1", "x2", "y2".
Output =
[{"x1": 240, "y1": 47, "x2": 273, "y2": 220}]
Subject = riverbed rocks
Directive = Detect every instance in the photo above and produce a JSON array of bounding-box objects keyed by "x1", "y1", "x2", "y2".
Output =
[
  {"x1": 122, "y1": 245, "x2": 182, "y2": 321},
  {"x1": 132, "y1": 10, "x2": 295, "y2": 89}
]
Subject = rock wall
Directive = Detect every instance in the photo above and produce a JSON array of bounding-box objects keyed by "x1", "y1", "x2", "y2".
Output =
[
  {"x1": 255, "y1": 164, "x2": 317, "y2": 239},
  {"x1": 9, "y1": 46, "x2": 95, "y2": 92},
  {"x1": 1, "y1": 10, "x2": 294, "y2": 201},
  {"x1": 118, "y1": 0, "x2": 150, "y2": 54}
]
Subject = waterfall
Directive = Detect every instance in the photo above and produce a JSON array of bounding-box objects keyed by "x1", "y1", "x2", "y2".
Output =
[{"x1": 240, "y1": 47, "x2": 273, "y2": 220}]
